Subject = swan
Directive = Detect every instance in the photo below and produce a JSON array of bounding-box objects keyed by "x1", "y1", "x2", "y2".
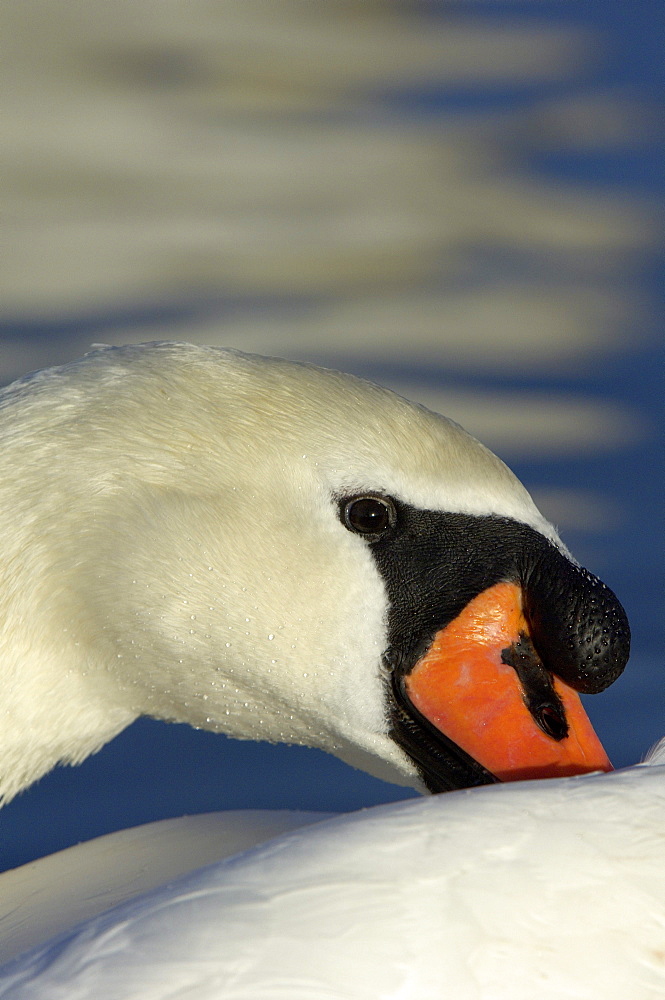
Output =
[{"x1": 0, "y1": 340, "x2": 647, "y2": 997}]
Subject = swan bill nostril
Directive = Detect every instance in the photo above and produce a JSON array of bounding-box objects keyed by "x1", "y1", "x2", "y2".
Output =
[
  {"x1": 534, "y1": 704, "x2": 569, "y2": 742},
  {"x1": 500, "y1": 630, "x2": 569, "y2": 743}
]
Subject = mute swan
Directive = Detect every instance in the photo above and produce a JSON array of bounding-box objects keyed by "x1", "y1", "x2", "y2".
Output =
[{"x1": 0, "y1": 341, "x2": 644, "y2": 997}]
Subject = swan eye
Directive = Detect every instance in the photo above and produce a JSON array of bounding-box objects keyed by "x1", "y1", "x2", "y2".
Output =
[{"x1": 343, "y1": 496, "x2": 395, "y2": 538}]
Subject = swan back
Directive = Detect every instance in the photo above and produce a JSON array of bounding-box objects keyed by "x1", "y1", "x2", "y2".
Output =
[{"x1": 1, "y1": 765, "x2": 664, "y2": 1000}]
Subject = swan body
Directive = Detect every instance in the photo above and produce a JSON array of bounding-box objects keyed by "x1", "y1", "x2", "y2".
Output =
[
  {"x1": 1, "y1": 763, "x2": 664, "y2": 999},
  {"x1": 0, "y1": 810, "x2": 330, "y2": 967}
]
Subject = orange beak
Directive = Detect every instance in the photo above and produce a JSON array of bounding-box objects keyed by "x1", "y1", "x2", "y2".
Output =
[{"x1": 405, "y1": 581, "x2": 612, "y2": 782}]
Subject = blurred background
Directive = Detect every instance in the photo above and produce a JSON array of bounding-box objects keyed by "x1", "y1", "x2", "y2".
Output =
[{"x1": 1, "y1": 0, "x2": 662, "y2": 870}]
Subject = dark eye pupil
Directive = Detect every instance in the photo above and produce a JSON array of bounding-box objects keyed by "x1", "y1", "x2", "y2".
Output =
[{"x1": 345, "y1": 497, "x2": 392, "y2": 535}]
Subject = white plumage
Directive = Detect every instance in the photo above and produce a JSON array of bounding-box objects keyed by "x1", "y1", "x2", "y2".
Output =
[
  {"x1": 1, "y1": 763, "x2": 665, "y2": 999},
  {"x1": 0, "y1": 342, "x2": 660, "y2": 998},
  {"x1": 0, "y1": 341, "x2": 555, "y2": 803}
]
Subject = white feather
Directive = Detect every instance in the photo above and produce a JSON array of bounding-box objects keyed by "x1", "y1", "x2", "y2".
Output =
[
  {"x1": 1, "y1": 767, "x2": 664, "y2": 999},
  {"x1": 644, "y1": 738, "x2": 665, "y2": 766}
]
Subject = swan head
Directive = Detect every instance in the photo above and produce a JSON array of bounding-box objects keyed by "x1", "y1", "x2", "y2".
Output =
[{"x1": 0, "y1": 342, "x2": 629, "y2": 801}]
